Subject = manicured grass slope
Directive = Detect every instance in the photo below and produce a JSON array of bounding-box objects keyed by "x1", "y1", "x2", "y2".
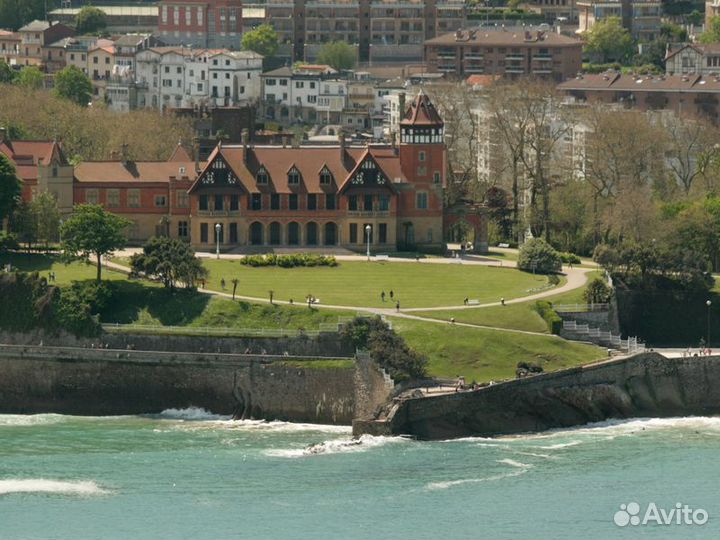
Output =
[
  {"x1": 392, "y1": 318, "x2": 605, "y2": 383},
  {"x1": 200, "y1": 259, "x2": 554, "y2": 308},
  {"x1": 0, "y1": 253, "x2": 127, "y2": 285}
]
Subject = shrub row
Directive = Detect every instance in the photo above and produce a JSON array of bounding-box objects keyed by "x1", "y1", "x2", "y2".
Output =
[
  {"x1": 559, "y1": 252, "x2": 581, "y2": 265},
  {"x1": 241, "y1": 253, "x2": 338, "y2": 268},
  {"x1": 534, "y1": 300, "x2": 562, "y2": 335}
]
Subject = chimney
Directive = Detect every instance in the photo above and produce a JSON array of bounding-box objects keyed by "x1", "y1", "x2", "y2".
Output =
[
  {"x1": 338, "y1": 130, "x2": 346, "y2": 159},
  {"x1": 193, "y1": 136, "x2": 200, "y2": 172},
  {"x1": 120, "y1": 143, "x2": 129, "y2": 165},
  {"x1": 0, "y1": 127, "x2": 5, "y2": 144},
  {"x1": 241, "y1": 129, "x2": 249, "y2": 162}
]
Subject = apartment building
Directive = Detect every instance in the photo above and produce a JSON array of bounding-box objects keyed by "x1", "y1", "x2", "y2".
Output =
[
  {"x1": 264, "y1": 0, "x2": 465, "y2": 63},
  {"x1": 261, "y1": 65, "x2": 348, "y2": 124},
  {"x1": 15, "y1": 20, "x2": 74, "y2": 69},
  {"x1": 158, "y1": 0, "x2": 243, "y2": 49},
  {"x1": 0, "y1": 30, "x2": 20, "y2": 64},
  {"x1": 524, "y1": 0, "x2": 580, "y2": 23},
  {"x1": 425, "y1": 28, "x2": 583, "y2": 82},
  {"x1": 558, "y1": 72, "x2": 720, "y2": 122},
  {"x1": 132, "y1": 47, "x2": 262, "y2": 111},
  {"x1": 577, "y1": 0, "x2": 662, "y2": 41},
  {"x1": 665, "y1": 43, "x2": 720, "y2": 76},
  {"x1": 708, "y1": 0, "x2": 720, "y2": 27}
]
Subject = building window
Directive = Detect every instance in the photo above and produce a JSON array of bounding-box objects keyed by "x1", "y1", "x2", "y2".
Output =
[
  {"x1": 200, "y1": 223, "x2": 208, "y2": 243},
  {"x1": 379, "y1": 223, "x2": 387, "y2": 244},
  {"x1": 155, "y1": 195, "x2": 167, "y2": 207},
  {"x1": 326, "y1": 193, "x2": 336, "y2": 210},
  {"x1": 427, "y1": 228, "x2": 433, "y2": 242},
  {"x1": 349, "y1": 223, "x2": 358, "y2": 243},
  {"x1": 419, "y1": 150, "x2": 426, "y2": 162},
  {"x1": 288, "y1": 168, "x2": 300, "y2": 184},
  {"x1": 348, "y1": 195, "x2": 358, "y2": 211},
  {"x1": 128, "y1": 189, "x2": 140, "y2": 207},
  {"x1": 251, "y1": 193, "x2": 262, "y2": 210},
  {"x1": 107, "y1": 189, "x2": 119, "y2": 207},
  {"x1": 320, "y1": 169, "x2": 332, "y2": 185},
  {"x1": 433, "y1": 171, "x2": 441, "y2": 184},
  {"x1": 177, "y1": 190, "x2": 189, "y2": 208},
  {"x1": 257, "y1": 169, "x2": 268, "y2": 184},
  {"x1": 271, "y1": 193, "x2": 280, "y2": 210},
  {"x1": 289, "y1": 193, "x2": 298, "y2": 210},
  {"x1": 199, "y1": 194, "x2": 209, "y2": 210},
  {"x1": 379, "y1": 195, "x2": 390, "y2": 211},
  {"x1": 214, "y1": 194, "x2": 223, "y2": 211},
  {"x1": 416, "y1": 192, "x2": 428, "y2": 209},
  {"x1": 230, "y1": 194, "x2": 239, "y2": 211},
  {"x1": 364, "y1": 194, "x2": 373, "y2": 211},
  {"x1": 178, "y1": 221, "x2": 188, "y2": 238},
  {"x1": 162, "y1": 5, "x2": 168, "y2": 23},
  {"x1": 85, "y1": 189, "x2": 99, "y2": 204}
]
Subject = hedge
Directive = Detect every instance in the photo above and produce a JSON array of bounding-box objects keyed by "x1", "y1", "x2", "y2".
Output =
[
  {"x1": 534, "y1": 300, "x2": 562, "y2": 335},
  {"x1": 240, "y1": 253, "x2": 338, "y2": 268}
]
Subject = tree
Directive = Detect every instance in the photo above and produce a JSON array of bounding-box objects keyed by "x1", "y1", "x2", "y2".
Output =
[
  {"x1": 662, "y1": 115, "x2": 718, "y2": 196},
  {"x1": 584, "y1": 17, "x2": 635, "y2": 63},
  {"x1": 517, "y1": 237, "x2": 562, "y2": 274},
  {"x1": 54, "y1": 65, "x2": 92, "y2": 107},
  {"x1": 583, "y1": 277, "x2": 612, "y2": 304},
  {"x1": 60, "y1": 204, "x2": 130, "y2": 281},
  {"x1": 130, "y1": 236, "x2": 208, "y2": 289},
  {"x1": 0, "y1": 0, "x2": 57, "y2": 31},
  {"x1": 0, "y1": 60, "x2": 15, "y2": 84},
  {"x1": 316, "y1": 41, "x2": 357, "y2": 71},
  {"x1": 9, "y1": 201, "x2": 36, "y2": 250},
  {"x1": 241, "y1": 24, "x2": 278, "y2": 58},
  {"x1": 75, "y1": 6, "x2": 107, "y2": 34},
  {"x1": 0, "y1": 152, "x2": 21, "y2": 224},
  {"x1": 15, "y1": 66, "x2": 44, "y2": 89},
  {"x1": 31, "y1": 191, "x2": 60, "y2": 248},
  {"x1": 700, "y1": 16, "x2": 720, "y2": 43}
]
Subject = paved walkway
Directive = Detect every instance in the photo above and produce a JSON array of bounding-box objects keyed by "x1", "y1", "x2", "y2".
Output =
[{"x1": 104, "y1": 248, "x2": 593, "y2": 336}]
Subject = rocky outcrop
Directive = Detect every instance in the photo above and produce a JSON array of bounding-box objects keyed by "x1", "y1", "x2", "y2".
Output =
[{"x1": 363, "y1": 353, "x2": 720, "y2": 440}]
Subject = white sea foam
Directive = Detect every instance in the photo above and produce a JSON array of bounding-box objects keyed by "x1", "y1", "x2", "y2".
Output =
[
  {"x1": 0, "y1": 414, "x2": 67, "y2": 427},
  {"x1": 426, "y1": 461, "x2": 531, "y2": 491},
  {"x1": 0, "y1": 479, "x2": 110, "y2": 496},
  {"x1": 535, "y1": 441, "x2": 583, "y2": 450},
  {"x1": 265, "y1": 434, "x2": 408, "y2": 458},
  {"x1": 157, "y1": 407, "x2": 231, "y2": 421}
]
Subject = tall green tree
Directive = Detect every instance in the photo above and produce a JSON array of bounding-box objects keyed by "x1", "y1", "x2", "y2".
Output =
[
  {"x1": 9, "y1": 200, "x2": 36, "y2": 250},
  {"x1": 15, "y1": 66, "x2": 44, "y2": 89},
  {"x1": 60, "y1": 204, "x2": 130, "y2": 281},
  {"x1": 0, "y1": 60, "x2": 15, "y2": 84},
  {"x1": 316, "y1": 41, "x2": 357, "y2": 71},
  {"x1": 31, "y1": 191, "x2": 60, "y2": 248},
  {"x1": 54, "y1": 65, "x2": 92, "y2": 106},
  {"x1": 700, "y1": 16, "x2": 720, "y2": 43},
  {"x1": 130, "y1": 236, "x2": 208, "y2": 289},
  {"x1": 0, "y1": 152, "x2": 21, "y2": 225},
  {"x1": 75, "y1": 6, "x2": 107, "y2": 34},
  {"x1": 0, "y1": 0, "x2": 58, "y2": 31},
  {"x1": 584, "y1": 17, "x2": 635, "y2": 63},
  {"x1": 241, "y1": 24, "x2": 278, "y2": 58}
]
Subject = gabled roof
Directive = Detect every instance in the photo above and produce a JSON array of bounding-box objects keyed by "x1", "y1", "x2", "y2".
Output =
[
  {"x1": 75, "y1": 160, "x2": 200, "y2": 183},
  {"x1": 168, "y1": 143, "x2": 192, "y2": 162},
  {"x1": 189, "y1": 144, "x2": 407, "y2": 195},
  {"x1": 338, "y1": 149, "x2": 398, "y2": 194},
  {"x1": 400, "y1": 91, "x2": 444, "y2": 127},
  {"x1": 19, "y1": 20, "x2": 52, "y2": 32},
  {"x1": 0, "y1": 140, "x2": 66, "y2": 181}
]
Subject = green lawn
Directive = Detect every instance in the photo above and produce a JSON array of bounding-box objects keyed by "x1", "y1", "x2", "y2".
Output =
[
  {"x1": 199, "y1": 259, "x2": 556, "y2": 308},
  {"x1": 410, "y1": 270, "x2": 603, "y2": 333},
  {"x1": 391, "y1": 317, "x2": 605, "y2": 383},
  {"x1": 0, "y1": 253, "x2": 128, "y2": 285}
]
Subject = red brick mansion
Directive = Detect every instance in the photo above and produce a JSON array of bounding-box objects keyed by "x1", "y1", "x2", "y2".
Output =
[{"x1": 1, "y1": 93, "x2": 487, "y2": 253}]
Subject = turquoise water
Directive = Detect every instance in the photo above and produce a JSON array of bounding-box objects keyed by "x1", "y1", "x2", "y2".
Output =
[{"x1": 1, "y1": 409, "x2": 719, "y2": 540}]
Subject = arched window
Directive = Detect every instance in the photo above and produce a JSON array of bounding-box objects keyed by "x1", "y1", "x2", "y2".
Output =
[
  {"x1": 269, "y1": 222, "x2": 281, "y2": 245},
  {"x1": 288, "y1": 222, "x2": 300, "y2": 245},
  {"x1": 324, "y1": 222, "x2": 337, "y2": 246},
  {"x1": 250, "y1": 222, "x2": 264, "y2": 245},
  {"x1": 306, "y1": 222, "x2": 318, "y2": 246}
]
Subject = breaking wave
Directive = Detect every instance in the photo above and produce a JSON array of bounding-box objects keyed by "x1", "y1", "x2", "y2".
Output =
[
  {"x1": 426, "y1": 459, "x2": 532, "y2": 490},
  {"x1": 264, "y1": 435, "x2": 408, "y2": 458},
  {"x1": 0, "y1": 479, "x2": 110, "y2": 496},
  {"x1": 157, "y1": 407, "x2": 231, "y2": 421}
]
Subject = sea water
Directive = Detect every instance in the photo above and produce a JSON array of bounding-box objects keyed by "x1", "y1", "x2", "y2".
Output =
[{"x1": 1, "y1": 409, "x2": 719, "y2": 540}]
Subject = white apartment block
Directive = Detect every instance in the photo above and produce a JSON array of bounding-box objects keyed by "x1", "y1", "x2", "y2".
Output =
[{"x1": 133, "y1": 47, "x2": 262, "y2": 110}]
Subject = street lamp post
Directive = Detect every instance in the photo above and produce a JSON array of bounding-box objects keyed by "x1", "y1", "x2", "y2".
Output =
[
  {"x1": 365, "y1": 224, "x2": 372, "y2": 261},
  {"x1": 707, "y1": 299, "x2": 712, "y2": 349},
  {"x1": 215, "y1": 223, "x2": 221, "y2": 260}
]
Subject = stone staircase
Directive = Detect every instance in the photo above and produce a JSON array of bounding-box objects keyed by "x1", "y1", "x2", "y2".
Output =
[{"x1": 561, "y1": 320, "x2": 645, "y2": 353}]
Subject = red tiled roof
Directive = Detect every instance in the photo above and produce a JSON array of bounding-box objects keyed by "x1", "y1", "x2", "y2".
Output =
[
  {"x1": 74, "y1": 160, "x2": 201, "y2": 183},
  {"x1": 559, "y1": 72, "x2": 720, "y2": 92},
  {"x1": 466, "y1": 74, "x2": 499, "y2": 87},
  {"x1": 400, "y1": 91, "x2": 444, "y2": 126},
  {"x1": 190, "y1": 144, "x2": 406, "y2": 194},
  {"x1": 168, "y1": 144, "x2": 193, "y2": 162},
  {"x1": 0, "y1": 140, "x2": 65, "y2": 181}
]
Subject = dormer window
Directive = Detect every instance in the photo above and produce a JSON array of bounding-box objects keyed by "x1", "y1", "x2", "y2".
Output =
[
  {"x1": 288, "y1": 166, "x2": 300, "y2": 185},
  {"x1": 319, "y1": 166, "x2": 333, "y2": 185},
  {"x1": 257, "y1": 166, "x2": 269, "y2": 184}
]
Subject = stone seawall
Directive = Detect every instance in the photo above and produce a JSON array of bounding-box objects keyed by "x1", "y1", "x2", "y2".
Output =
[
  {"x1": 363, "y1": 353, "x2": 720, "y2": 440},
  {"x1": 0, "y1": 343, "x2": 391, "y2": 425}
]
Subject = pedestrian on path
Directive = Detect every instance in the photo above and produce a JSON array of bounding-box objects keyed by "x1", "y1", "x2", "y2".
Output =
[
  {"x1": 221, "y1": 278, "x2": 226, "y2": 290},
  {"x1": 381, "y1": 291, "x2": 386, "y2": 302},
  {"x1": 464, "y1": 297, "x2": 468, "y2": 305},
  {"x1": 396, "y1": 300, "x2": 400, "y2": 312},
  {"x1": 501, "y1": 297, "x2": 505, "y2": 306},
  {"x1": 390, "y1": 290, "x2": 394, "y2": 300}
]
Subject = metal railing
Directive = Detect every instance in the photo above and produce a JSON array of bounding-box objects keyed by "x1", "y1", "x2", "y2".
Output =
[
  {"x1": 102, "y1": 323, "x2": 327, "y2": 338},
  {"x1": 562, "y1": 320, "x2": 645, "y2": 352},
  {"x1": 555, "y1": 303, "x2": 610, "y2": 313}
]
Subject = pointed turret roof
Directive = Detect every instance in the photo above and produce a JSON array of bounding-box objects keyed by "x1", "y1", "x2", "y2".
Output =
[{"x1": 400, "y1": 91, "x2": 443, "y2": 127}]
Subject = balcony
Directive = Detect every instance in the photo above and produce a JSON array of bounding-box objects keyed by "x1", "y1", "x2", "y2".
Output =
[
  {"x1": 533, "y1": 54, "x2": 552, "y2": 61},
  {"x1": 464, "y1": 53, "x2": 483, "y2": 60},
  {"x1": 347, "y1": 211, "x2": 390, "y2": 217},
  {"x1": 505, "y1": 67, "x2": 526, "y2": 74},
  {"x1": 464, "y1": 67, "x2": 485, "y2": 73},
  {"x1": 532, "y1": 68, "x2": 553, "y2": 74},
  {"x1": 437, "y1": 53, "x2": 456, "y2": 59},
  {"x1": 438, "y1": 64, "x2": 457, "y2": 72},
  {"x1": 505, "y1": 54, "x2": 525, "y2": 61}
]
